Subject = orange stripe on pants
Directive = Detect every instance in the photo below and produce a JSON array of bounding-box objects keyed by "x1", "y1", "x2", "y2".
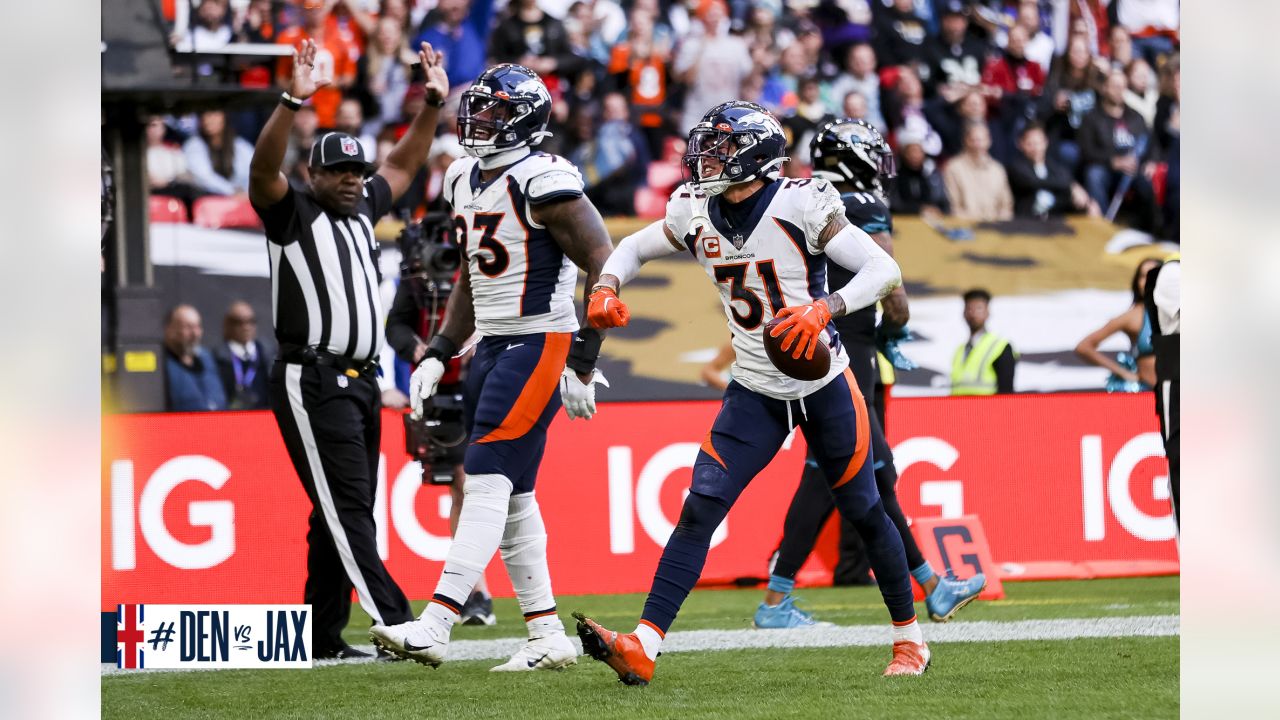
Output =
[
  {"x1": 476, "y1": 332, "x2": 572, "y2": 444},
  {"x1": 700, "y1": 430, "x2": 727, "y2": 469},
  {"x1": 831, "y1": 368, "x2": 871, "y2": 490}
]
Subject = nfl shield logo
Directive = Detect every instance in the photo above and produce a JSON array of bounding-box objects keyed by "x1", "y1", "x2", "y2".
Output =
[{"x1": 340, "y1": 137, "x2": 359, "y2": 156}]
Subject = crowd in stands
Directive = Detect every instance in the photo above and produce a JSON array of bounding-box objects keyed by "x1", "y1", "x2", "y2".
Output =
[{"x1": 151, "y1": 0, "x2": 1179, "y2": 239}]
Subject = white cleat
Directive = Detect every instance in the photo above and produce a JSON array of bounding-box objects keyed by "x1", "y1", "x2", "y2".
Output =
[
  {"x1": 369, "y1": 619, "x2": 451, "y2": 668},
  {"x1": 490, "y1": 633, "x2": 578, "y2": 672}
]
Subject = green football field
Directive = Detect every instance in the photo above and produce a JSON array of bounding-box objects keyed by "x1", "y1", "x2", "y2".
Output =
[{"x1": 102, "y1": 577, "x2": 1179, "y2": 720}]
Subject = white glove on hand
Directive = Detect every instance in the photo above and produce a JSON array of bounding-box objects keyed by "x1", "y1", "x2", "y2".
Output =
[
  {"x1": 559, "y1": 368, "x2": 609, "y2": 420},
  {"x1": 409, "y1": 357, "x2": 446, "y2": 420}
]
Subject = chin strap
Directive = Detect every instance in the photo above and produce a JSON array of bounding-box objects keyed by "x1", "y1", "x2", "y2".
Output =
[{"x1": 476, "y1": 145, "x2": 532, "y2": 170}]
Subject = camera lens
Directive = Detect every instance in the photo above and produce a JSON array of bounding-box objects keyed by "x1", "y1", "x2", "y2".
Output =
[{"x1": 431, "y1": 245, "x2": 461, "y2": 273}]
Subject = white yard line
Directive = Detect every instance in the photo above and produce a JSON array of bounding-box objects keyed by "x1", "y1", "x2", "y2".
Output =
[{"x1": 102, "y1": 614, "x2": 1178, "y2": 676}]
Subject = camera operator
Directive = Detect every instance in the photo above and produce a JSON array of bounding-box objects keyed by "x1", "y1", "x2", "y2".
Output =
[{"x1": 385, "y1": 211, "x2": 497, "y2": 626}]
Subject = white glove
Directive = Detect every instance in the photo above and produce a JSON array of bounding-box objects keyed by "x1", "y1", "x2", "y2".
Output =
[
  {"x1": 559, "y1": 367, "x2": 609, "y2": 420},
  {"x1": 409, "y1": 357, "x2": 446, "y2": 420}
]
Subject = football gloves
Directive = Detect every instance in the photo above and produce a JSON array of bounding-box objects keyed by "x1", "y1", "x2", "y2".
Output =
[
  {"x1": 770, "y1": 299, "x2": 833, "y2": 360},
  {"x1": 587, "y1": 287, "x2": 630, "y2": 329},
  {"x1": 559, "y1": 368, "x2": 609, "y2": 420}
]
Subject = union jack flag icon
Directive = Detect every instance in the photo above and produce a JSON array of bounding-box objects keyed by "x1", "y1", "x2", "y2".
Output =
[{"x1": 116, "y1": 604, "x2": 146, "y2": 669}]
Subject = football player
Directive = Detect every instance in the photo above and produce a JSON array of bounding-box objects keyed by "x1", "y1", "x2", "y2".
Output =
[
  {"x1": 755, "y1": 120, "x2": 986, "y2": 629},
  {"x1": 370, "y1": 64, "x2": 614, "y2": 671},
  {"x1": 574, "y1": 101, "x2": 929, "y2": 684}
]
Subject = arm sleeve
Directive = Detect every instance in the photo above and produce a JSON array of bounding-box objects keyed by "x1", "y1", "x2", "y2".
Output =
[
  {"x1": 994, "y1": 344, "x2": 1017, "y2": 393},
  {"x1": 601, "y1": 220, "x2": 682, "y2": 287},
  {"x1": 385, "y1": 281, "x2": 424, "y2": 364},
  {"x1": 823, "y1": 224, "x2": 903, "y2": 314},
  {"x1": 802, "y1": 181, "x2": 847, "y2": 252},
  {"x1": 253, "y1": 181, "x2": 299, "y2": 245},
  {"x1": 364, "y1": 173, "x2": 394, "y2": 221}
]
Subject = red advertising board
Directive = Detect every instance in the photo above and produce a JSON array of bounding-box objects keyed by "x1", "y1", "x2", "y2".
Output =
[{"x1": 102, "y1": 393, "x2": 1178, "y2": 609}]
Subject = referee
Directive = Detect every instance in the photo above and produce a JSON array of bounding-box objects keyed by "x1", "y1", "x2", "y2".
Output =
[
  {"x1": 1143, "y1": 254, "x2": 1180, "y2": 530},
  {"x1": 248, "y1": 39, "x2": 449, "y2": 659}
]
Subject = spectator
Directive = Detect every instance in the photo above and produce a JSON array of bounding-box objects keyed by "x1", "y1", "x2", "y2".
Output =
[
  {"x1": 811, "y1": 0, "x2": 873, "y2": 53},
  {"x1": 673, "y1": 0, "x2": 753, "y2": 134},
  {"x1": 1079, "y1": 69, "x2": 1156, "y2": 227},
  {"x1": 942, "y1": 121, "x2": 1013, "y2": 221},
  {"x1": 841, "y1": 91, "x2": 872, "y2": 128},
  {"x1": 1123, "y1": 58, "x2": 1158, "y2": 127},
  {"x1": 744, "y1": 4, "x2": 791, "y2": 57},
  {"x1": 353, "y1": 16, "x2": 416, "y2": 136},
  {"x1": 282, "y1": 104, "x2": 321, "y2": 179},
  {"x1": 1114, "y1": 0, "x2": 1179, "y2": 65},
  {"x1": 489, "y1": 0, "x2": 583, "y2": 83},
  {"x1": 332, "y1": 97, "x2": 377, "y2": 162},
  {"x1": 146, "y1": 116, "x2": 199, "y2": 202},
  {"x1": 889, "y1": 130, "x2": 949, "y2": 214},
  {"x1": 885, "y1": 65, "x2": 943, "y2": 157},
  {"x1": 930, "y1": 1, "x2": 988, "y2": 102},
  {"x1": 784, "y1": 76, "x2": 829, "y2": 162},
  {"x1": 1105, "y1": 24, "x2": 1133, "y2": 69},
  {"x1": 413, "y1": 0, "x2": 490, "y2": 89},
  {"x1": 1154, "y1": 55, "x2": 1179, "y2": 241},
  {"x1": 183, "y1": 109, "x2": 254, "y2": 196},
  {"x1": 163, "y1": 304, "x2": 227, "y2": 412},
  {"x1": 214, "y1": 301, "x2": 271, "y2": 410},
  {"x1": 175, "y1": 0, "x2": 233, "y2": 51},
  {"x1": 873, "y1": 0, "x2": 938, "y2": 74},
  {"x1": 1001, "y1": 0, "x2": 1053, "y2": 74},
  {"x1": 276, "y1": 0, "x2": 359, "y2": 128},
  {"x1": 568, "y1": 94, "x2": 647, "y2": 216},
  {"x1": 1007, "y1": 123, "x2": 1099, "y2": 218},
  {"x1": 827, "y1": 44, "x2": 887, "y2": 132},
  {"x1": 980, "y1": 24, "x2": 1045, "y2": 120},
  {"x1": 606, "y1": 8, "x2": 671, "y2": 154},
  {"x1": 234, "y1": 0, "x2": 277, "y2": 44},
  {"x1": 950, "y1": 288, "x2": 1017, "y2": 396},
  {"x1": 935, "y1": 89, "x2": 1007, "y2": 162},
  {"x1": 1038, "y1": 34, "x2": 1103, "y2": 174}
]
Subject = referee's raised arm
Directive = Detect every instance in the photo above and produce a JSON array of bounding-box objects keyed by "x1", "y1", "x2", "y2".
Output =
[
  {"x1": 249, "y1": 39, "x2": 329, "y2": 209},
  {"x1": 377, "y1": 43, "x2": 450, "y2": 203}
]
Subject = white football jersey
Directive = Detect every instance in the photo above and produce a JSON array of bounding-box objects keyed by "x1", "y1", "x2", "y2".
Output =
[
  {"x1": 443, "y1": 152, "x2": 583, "y2": 336},
  {"x1": 664, "y1": 178, "x2": 851, "y2": 401}
]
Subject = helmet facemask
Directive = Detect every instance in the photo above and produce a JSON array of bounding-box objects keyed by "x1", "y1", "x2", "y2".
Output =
[
  {"x1": 458, "y1": 89, "x2": 549, "y2": 158},
  {"x1": 683, "y1": 127, "x2": 786, "y2": 196}
]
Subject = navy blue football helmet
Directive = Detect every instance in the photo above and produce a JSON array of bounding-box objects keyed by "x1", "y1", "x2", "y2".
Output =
[
  {"x1": 458, "y1": 64, "x2": 553, "y2": 158},
  {"x1": 683, "y1": 101, "x2": 789, "y2": 195},
  {"x1": 809, "y1": 119, "x2": 896, "y2": 196}
]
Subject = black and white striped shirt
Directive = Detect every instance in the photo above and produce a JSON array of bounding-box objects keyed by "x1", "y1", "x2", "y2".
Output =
[{"x1": 253, "y1": 175, "x2": 391, "y2": 363}]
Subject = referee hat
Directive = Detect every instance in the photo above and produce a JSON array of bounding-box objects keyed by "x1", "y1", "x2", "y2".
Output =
[{"x1": 309, "y1": 132, "x2": 373, "y2": 170}]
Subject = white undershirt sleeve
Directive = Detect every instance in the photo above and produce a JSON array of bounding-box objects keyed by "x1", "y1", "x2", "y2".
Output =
[
  {"x1": 600, "y1": 220, "x2": 683, "y2": 288},
  {"x1": 823, "y1": 224, "x2": 903, "y2": 314}
]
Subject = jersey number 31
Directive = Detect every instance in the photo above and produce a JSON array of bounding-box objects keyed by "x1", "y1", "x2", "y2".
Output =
[{"x1": 714, "y1": 261, "x2": 786, "y2": 330}]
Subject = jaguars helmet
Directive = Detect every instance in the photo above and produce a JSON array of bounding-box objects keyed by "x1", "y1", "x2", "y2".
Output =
[
  {"x1": 458, "y1": 64, "x2": 553, "y2": 158},
  {"x1": 809, "y1": 119, "x2": 896, "y2": 196},
  {"x1": 683, "y1": 101, "x2": 789, "y2": 196}
]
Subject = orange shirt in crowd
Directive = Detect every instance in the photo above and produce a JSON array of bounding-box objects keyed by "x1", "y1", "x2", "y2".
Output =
[
  {"x1": 275, "y1": 26, "x2": 358, "y2": 128},
  {"x1": 608, "y1": 45, "x2": 667, "y2": 129}
]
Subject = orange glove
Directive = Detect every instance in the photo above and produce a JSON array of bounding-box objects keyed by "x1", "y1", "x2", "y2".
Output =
[
  {"x1": 587, "y1": 286, "x2": 630, "y2": 328},
  {"x1": 769, "y1": 299, "x2": 833, "y2": 360}
]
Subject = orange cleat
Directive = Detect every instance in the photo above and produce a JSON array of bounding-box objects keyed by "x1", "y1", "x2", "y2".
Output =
[
  {"x1": 883, "y1": 641, "x2": 931, "y2": 677},
  {"x1": 572, "y1": 612, "x2": 655, "y2": 686}
]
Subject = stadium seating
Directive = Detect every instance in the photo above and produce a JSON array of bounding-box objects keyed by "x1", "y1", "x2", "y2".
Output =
[
  {"x1": 633, "y1": 187, "x2": 667, "y2": 220},
  {"x1": 149, "y1": 195, "x2": 188, "y2": 224},
  {"x1": 193, "y1": 196, "x2": 263, "y2": 230}
]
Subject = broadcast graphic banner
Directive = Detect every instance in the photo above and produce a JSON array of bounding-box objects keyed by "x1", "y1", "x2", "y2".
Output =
[{"x1": 102, "y1": 394, "x2": 1177, "y2": 608}]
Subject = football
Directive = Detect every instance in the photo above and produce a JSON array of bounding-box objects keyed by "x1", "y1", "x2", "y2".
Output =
[{"x1": 763, "y1": 318, "x2": 831, "y2": 381}]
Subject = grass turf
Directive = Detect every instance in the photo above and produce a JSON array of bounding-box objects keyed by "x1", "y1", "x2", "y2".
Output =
[{"x1": 102, "y1": 577, "x2": 1179, "y2": 720}]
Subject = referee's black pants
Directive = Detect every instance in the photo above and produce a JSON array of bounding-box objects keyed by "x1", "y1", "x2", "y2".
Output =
[
  {"x1": 773, "y1": 341, "x2": 928, "y2": 583},
  {"x1": 1156, "y1": 379, "x2": 1180, "y2": 530},
  {"x1": 269, "y1": 361, "x2": 414, "y2": 652}
]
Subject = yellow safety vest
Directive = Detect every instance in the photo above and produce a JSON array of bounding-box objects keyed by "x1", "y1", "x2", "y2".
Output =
[{"x1": 950, "y1": 333, "x2": 1010, "y2": 396}]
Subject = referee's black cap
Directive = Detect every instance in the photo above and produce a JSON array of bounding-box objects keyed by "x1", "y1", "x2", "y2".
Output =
[{"x1": 309, "y1": 132, "x2": 373, "y2": 170}]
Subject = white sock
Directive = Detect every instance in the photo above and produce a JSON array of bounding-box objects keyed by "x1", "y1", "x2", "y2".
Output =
[
  {"x1": 432, "y1": 473, "x2": 512, "y2": 611},
  {"x1": 634, "y1": 622, "x2": 663, "y2": 661},
  {"x1": 892, "y1": 620, "x2": 924, "y2": 646},
  {"x1": 499, "y1": 492, "x2": 560, "y2": 637}
]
